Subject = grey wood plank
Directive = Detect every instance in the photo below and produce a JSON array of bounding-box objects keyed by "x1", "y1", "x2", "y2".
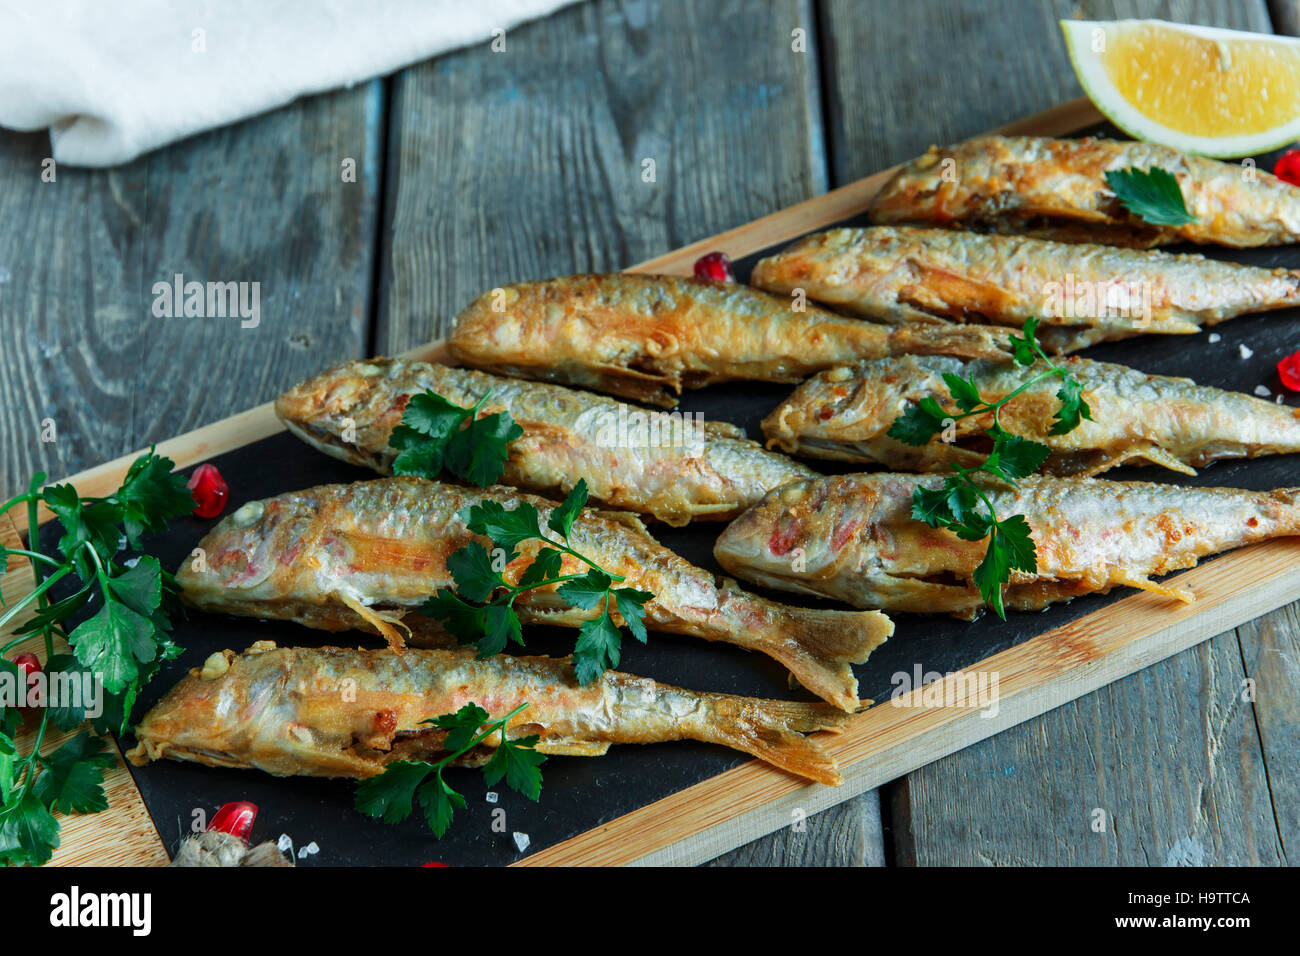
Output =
[
  {"x1": 1236, "y1": 603, "x2": 1300, "y2": 862},
  {"x1": 376, "y1": 0, "x2": 876, "y2": 866},
  {"x1": 1270, "y1": 0, "x2": 1300, "y2": 34},
  {"x1": 897, "y1": 631, "x2": 1284, "y2": 865},
  {"x1": 375, "y1": 0, "x2": 829, "y2": 350},
  {"x1": 817, "y1": 0, "x2": 1285, "y2": 865},
  {"x1": 705, "y1": 788, "x2": 887, "y2": 867},
  {"x1": 0, "y1": 83, "x2": 382, "y2": 492},
  {"x1": 818, "y1": 0, "x2": 1273, "y2": 185}
]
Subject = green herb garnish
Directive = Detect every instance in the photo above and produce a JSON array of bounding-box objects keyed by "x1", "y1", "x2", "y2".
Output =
[
  {"x1": 390, "y1": 390, "x2": 523, "y2": 487},
  {"x1": 1104, "y1": 166, "x2": 1196, "y2": 226},
  {"x1": 354, "y1": 701, "x2": 545, "y2": 838},
  {"x1": 0, "y1": 448, "x2": 193, "y2": 865},
  {"x1": 887, "y1": 318, "x2": 1091, "y2": 618},
  {"x1": 421, "y1": 479, "x2": 652, "y2": 684}
]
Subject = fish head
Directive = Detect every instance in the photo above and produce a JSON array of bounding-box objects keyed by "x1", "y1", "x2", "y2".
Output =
[
  {"x1": 177, "y1": 492, "x2": 320, "y2": 606},
  {"x1": 714, "y1": 476, "x2": 879, "y2": 586},
  {"x1": 128, "y1": 643, "x2": 289, "y2": 769},
  {"x1": 274, "y1": 359, "x2": 398, "y2": 465}
]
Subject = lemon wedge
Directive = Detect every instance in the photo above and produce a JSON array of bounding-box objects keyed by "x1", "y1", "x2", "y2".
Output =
[{"x1": 1062, "y1": 18, "x2": 1300, "y2": 157}]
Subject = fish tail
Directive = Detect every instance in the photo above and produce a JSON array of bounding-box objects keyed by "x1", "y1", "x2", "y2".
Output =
[
  {"x1": 696, "y1": 695, "x2": 864, "y2": 786},
  {"x1": 718, "y1": 586, "x2": 892, "y2": 711},
  {"x1": 888, "y1": 323, "x2": 1012, "y2": 361}
]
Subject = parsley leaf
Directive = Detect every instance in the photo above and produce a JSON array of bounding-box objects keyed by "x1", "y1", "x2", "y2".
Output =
[
  {"x1": 573, "y1": 605, "x2": 624, "y2": 684},
  {"x1": 547, "y1": 480, "x2": 588, "y2": 540},
  {"x1": 0, "y1": 793, "x2": 60, "y2": 867},
  {"x1": 32, "y1": 732, "x2": 114, "y2": 815},
  {"x1": 461, "y1": 499, "x2": 544, "y2": 548},
  {"x1": 354, "y1": 760, "x2": 431, "y2": 824},
  {"x1": 886, "y1": 395, "x2": 950, "y2": 447},
  {"x1": 981, "y1": 433, "x2": 1052, "y2": 483},
  {"x1": 1104, "y1": 167, "x2": 1196, "y2": 227},
  {"x1": 354, "y1": 702, "x2": 546, "y2": 839},
  {"x1": 1050, "y1": 375, "x2": 1093, "y2": 436},
  {"x1": 388, "y1": 389, "x2": 522, "y2": 487}
]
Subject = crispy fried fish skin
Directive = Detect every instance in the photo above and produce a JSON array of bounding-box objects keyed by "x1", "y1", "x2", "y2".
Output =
[
  {"x1": 763, "y1": 355, "x2": 1300, "y2": 477},
  {"x1": 750, "y1": 227, "x2": 1300, "y2": 352},
  {"x1": 275, "y1": 357, "x2": 816, "y2": 526},
  {"x1": 125, "y1": 643, "x2": 859, "y2": 785},
  {"x1": 714, "y1": 473, "x2": 1300, "y2": 619},
  {"x1": 176, "y1": 477, "x2": 892, "y2": 711},
  {"x1": 870, "y1": 136, "x2": 1300, "y2": 248},
  {"x1": 446, "y1": 274, "x2": 1012, "y2": 406}
]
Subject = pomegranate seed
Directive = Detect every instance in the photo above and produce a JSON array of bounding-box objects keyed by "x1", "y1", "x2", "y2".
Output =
[
  {"x1": 207, "y1": 801, "x2": 258, "y2": 843},
  {"x1": 421, "y1": 862, "x2": 449, "y2": 867},
  {"x1": 11, "y1": 653, "x2": 40, "y2": 682},
  {"x1": 187, "y1": 463, "x2": 229, "y2": 519},
  {"x1": 1279, "y1": 351, "x2": 1300, "y2": 392},
  {"x1": 693, "y1": 252, "x2": 734, "y2": 283},
  {"x1": 1275, "y1": 149, "x2": 1300, "y2": 187}
]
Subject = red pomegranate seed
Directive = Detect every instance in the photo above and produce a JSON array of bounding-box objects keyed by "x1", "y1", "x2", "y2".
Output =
[
  {"x1": 1279, "y1": 351, "x2": 1300, "y2": 392},
  {"x1": 207, "y1": 801, "x2": 258, "y2": 842},
  {"x1": 693, "y1": 251, "x2": 734, "y2": 283},
  {"x1": 421, "y1": 862, "x2": 449, "y2": 867},
  {"x1": 187, "y1": 463, "x2": 229, "y2": 519},
  {"x1": 11, "y1": 653, "x2": 40, "y2": 682},
  {"x1": 1275, "y1": 149, "x2": 1300, "y2": 187}
]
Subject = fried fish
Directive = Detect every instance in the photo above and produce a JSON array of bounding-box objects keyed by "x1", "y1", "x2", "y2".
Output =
[
  {"x1": 762, "y1": 355, "x2": 1300, "y2": 477},
  {"x1": 750, "y1": 226, "x2": 1300, "y2": 352},
  {"x1": 275, "y1": 357, "x2": 816, "y2": 526},
  {"x1": 177, "y1": 477, "x2": 892, "y2": 710},
  {"x1": 126, "y1": 642, "x2": 860, "y2": 786},
  {"x1": 869, "y1": 135, "x2": 1300, "y2": 248},
  {"x1": 713, "y1": 473, "x2": 1300, "y2": 618},
  {"x1": 446, "y1": 274, "x2": 1012, "y2": 406}
]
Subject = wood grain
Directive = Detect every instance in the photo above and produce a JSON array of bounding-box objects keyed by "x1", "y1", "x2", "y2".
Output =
[{"x1": 375, "y1": 0, "x2": 828, "y2": 350}]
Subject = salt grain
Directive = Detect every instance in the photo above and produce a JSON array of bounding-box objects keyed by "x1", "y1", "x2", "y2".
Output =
[
  {"x1": 512, "y1": 832, "x2": 530, "y2": 853},
  {"x1": 1255, "y1": 385, "x2": 1271, "y2": 397},
  {"x1": 1239, "y1": 344, "x2": 1254, "y2": 359},
  {"x1": 299, "y1": 841, "x2": 319, "y2": 858},
  {"x1": 277, "y1": 834, "x2": 293, "y2": 852},
  {"x1": 485, "y1": 791, "x2": 499, "y2": 804},
  {"x1": 1207, "y1": 333, "x2": 1222, "y2": 343}
]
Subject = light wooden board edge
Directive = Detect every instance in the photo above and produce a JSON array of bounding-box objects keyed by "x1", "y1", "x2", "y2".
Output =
[
  {"x1": 20, "y1": 94, "x2": 1244, "y2": 868},
  {"x1": 517, "y1": 539, "x2": 1300, "y2": 866}
]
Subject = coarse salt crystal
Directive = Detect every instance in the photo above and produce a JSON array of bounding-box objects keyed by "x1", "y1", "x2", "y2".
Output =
[
  {"x1": 1239, "y1": 344, "x2": 1254, "y2": 359},
  {"x1": 485, "y1": 791, "x2": 499, "y2": 804},
  {"x1": 512, "y1": 832, "x2": 530, "y2": 853},
  {"x1": 1207, "y1": 333, "x2": 1221, "y2": 343},
  {"x1": 1255, "y1": 385, "x2": 1271, "y2": 397},
  {"x1": 277, "y1": 834, "x2": 293, "y2": 852},
  {"x1": 299, "y1": 841, "x2": 319, "y2": 858}
]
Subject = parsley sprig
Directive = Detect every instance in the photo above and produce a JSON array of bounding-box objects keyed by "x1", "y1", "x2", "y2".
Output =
[
  {"x1": 0, "y1": 448, "x2": 194, "y2": 865},
  {"x1": 390, "y1": 389, "x2": 523, "y2": 487},
  {"x1": 1104, "y1": 166, "x2": 1196, "y2": 227},
  {"x1": 886, "y1": 319, "x2": 1092, "y2": 618},
  {"x1": 354, "y1": 701, "x2": 545, "y2": 839},
  {"x1": 420, "y1": 479, "x2": 652, "y2": 685}
]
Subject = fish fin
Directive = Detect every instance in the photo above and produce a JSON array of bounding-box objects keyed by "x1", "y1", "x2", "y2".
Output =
[
  {"x1": 1073, "y1": 443, "x2": 1198, "y2": 478},
  {"x1": 532, "y1": 739, "x2": 612, "y2": 757},
  {"x1": 698, "y1": 696, "x2": 866, "y2": 786},
  {"x1": 595, "y1": 510, "x2": 656, "y2": 538},
  {"x1": 1111, "y1": 569, "x2": 1195, "y2": 603},
  {"x1": 337, "y1": 593, "x2": 410, "y2": 651},
  {"x1": 902, "y1": 263, "x2": 1018, "y2": 322},
  {"x1": 724, "y1": 590, "x2": 893, "y2": 711}
]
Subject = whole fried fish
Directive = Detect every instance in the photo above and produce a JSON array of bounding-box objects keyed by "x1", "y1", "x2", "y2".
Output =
[
  {"x1": 275, "y1": 357, "x2": 816, "y2": 526},
  {"x1": 177, "y1": 477, "x2": 892, "y2": 710},
  {"x1": 869, "y1": 135, "x2": 1300, "y2": 248},
  {"x1": 750, "y1": 227, "x2": 1300, "y2": 352},
  {"x1": 763, "y1": 355, "x2": 1300, "y2": 477},
  {"x1": 446, "y1": 274, "x2": 1012, "y2": 406},
  {"x1": 126, "y1": 642, "x2": 859, "y2": 785},
  {"x1": 714, "y1": 473, "x2": 1300, "y2": 618}
]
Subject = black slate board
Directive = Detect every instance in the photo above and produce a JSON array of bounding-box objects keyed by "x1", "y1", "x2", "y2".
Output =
[{"x1": 53, "y1": 125, "x2": 1300, "y2": 866}]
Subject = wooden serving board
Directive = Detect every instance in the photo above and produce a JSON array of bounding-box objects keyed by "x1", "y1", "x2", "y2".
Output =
[{"x1": 6, "y1": 96, "x2": 1299, "y2": 866}]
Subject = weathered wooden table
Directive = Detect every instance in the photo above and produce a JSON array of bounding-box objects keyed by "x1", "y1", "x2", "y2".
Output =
[{"x1": 1, "y1": 0, "x2": 1295, "y2": 866}]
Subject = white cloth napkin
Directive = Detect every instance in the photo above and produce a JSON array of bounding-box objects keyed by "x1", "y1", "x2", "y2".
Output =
[{"x1": 0, "y1": 0, "x2": 581, "y2": 166}]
